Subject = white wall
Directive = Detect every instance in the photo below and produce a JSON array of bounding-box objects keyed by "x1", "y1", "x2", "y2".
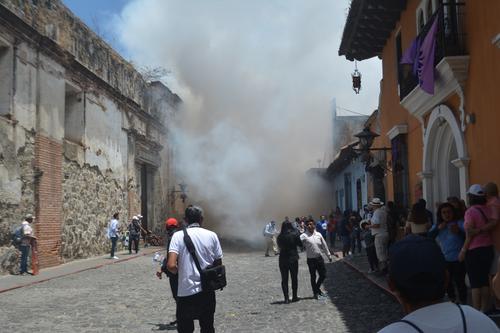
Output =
[
  {"x1": 332, "y1": 158, "x2": 367, "y2": 214},
  {"x1": 84, "y1": 93, "x2": 128, "y2": 179}
]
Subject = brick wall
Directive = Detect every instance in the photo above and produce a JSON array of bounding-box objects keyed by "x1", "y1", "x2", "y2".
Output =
[{"x1": 35, "y1": 134, "x2": 62, "y2": 268}]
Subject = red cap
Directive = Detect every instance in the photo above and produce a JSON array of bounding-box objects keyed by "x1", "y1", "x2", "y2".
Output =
[{"x1": 166, "y1": 218, "x2": 178, "y2": 228}]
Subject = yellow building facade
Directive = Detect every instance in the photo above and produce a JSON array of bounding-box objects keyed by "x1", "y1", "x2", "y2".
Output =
[{"x1": 340, "y1": 0, "x2": 500, "y2": 211}]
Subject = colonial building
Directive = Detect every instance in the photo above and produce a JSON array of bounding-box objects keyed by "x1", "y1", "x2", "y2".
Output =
[
  {"x1": 339, "y1": 0, "x2": 500, "y2": 212},
  {"x1": 327, "y1": 110, "x2": 380, "y2": 214},
  {"x1": 0, "y1": 0, "x2": 181, "y2": 274}
]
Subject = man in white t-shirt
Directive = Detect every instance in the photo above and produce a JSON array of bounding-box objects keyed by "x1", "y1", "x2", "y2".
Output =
[
  {"x1": 368, "y1": 198, "x2": 389, "y2": 274},
  {"x1": 19, "y1": 214, "x2": 35, "y2": 275},
  {"x1": 107, "y1": 212, "x2": 120, "y2": 259},
  {"x1": 378, "y1": 235, "x2": 498, "y2": 333},
  {"x1": 168, "y1": 205, "x2": 223, "y2": 333}
]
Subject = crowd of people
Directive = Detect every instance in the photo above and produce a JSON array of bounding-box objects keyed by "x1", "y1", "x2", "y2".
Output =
[{"x1": 262, "y1": 181, "x2": 500, "y2": 330}]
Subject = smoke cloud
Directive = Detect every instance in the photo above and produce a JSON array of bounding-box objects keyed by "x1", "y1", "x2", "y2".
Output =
[{"x1": 113, "y1": 0, "x2": 381, "y2": 245}]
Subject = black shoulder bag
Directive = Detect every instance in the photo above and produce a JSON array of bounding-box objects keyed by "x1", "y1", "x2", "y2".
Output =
[{"x1": 182, "y1": 228, "x2": 226, "y2": 292}]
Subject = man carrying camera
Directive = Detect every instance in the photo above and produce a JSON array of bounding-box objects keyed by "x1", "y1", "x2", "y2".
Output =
[{"x1": 167, "y1": 206, "x2": 223, "y2": 333}]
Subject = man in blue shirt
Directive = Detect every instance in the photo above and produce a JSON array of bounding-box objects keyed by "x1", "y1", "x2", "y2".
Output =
[{"x1": 316, "y1": 215, "x2": 328, "y2": 239}]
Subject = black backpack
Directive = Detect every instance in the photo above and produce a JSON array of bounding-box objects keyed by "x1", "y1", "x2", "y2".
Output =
[{"x1": 11, "y1": 225, "x2": 24, "y2": 247}]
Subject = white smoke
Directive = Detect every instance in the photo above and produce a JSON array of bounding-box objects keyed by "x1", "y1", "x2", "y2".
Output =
[{"x1": 113, "y1": 0, "x2": 381, "y2": 244}]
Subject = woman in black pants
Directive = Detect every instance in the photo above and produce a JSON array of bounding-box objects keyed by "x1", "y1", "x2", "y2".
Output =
[{"x1": 277, "y1": 221, "x2": 302, "y2": 303}]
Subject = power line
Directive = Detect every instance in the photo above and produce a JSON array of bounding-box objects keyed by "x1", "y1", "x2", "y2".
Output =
[{"x1": 335, "y1": 105, "x2": 370, "y2": 117}]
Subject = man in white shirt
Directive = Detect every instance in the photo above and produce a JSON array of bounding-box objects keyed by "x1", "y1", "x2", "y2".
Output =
[
  {"x1": 263, "y1": 220, "x2": 278, "y2": 256},
  {"x1": 379, "y1": 235, "x2": 498, "y2": 332},
  {"x1": 168, "y1": 205, "x2": 223, "y2": 333},
  {"x1": 368, "y1": 198, "x2": 389, "y2": 274},
  {"x1": 19, "y1": 214, "x2": 35, "y2": 275},
  {"x1": 107, "y1": 212, "x2": 120, "y2": 259},
  {"x1": 300, "y1": 219, "x2": 332, "y2": 299}
]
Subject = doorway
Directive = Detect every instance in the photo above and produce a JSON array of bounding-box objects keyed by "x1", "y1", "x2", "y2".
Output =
[
  {"x1": 141, "y1": 165, "x2": 148, "y2": 232},
  {"x1": 423, "y1": 104, "x2": 468, "y2": 210}
]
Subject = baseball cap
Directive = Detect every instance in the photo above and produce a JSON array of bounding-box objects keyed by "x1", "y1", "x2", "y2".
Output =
[
  {"x1": 389, "y1": 234, "x2": 446, "y2": 288},
  {"x1": 467, "y1": 184, "x2": 485, "y2": 196},
  {"x1": 166, "y1": 218, "x2": 178, "y2": 228},
  {"x1": 132, "y1": 215, "x2": 139, "y2": 220},
  {"x1": 25, "y1": 213, "x2": 34, "y2": 220}
]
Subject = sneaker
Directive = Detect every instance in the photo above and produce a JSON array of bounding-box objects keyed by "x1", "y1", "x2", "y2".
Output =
[
  {"x1": 265, "y1": 254, "x2": 270, "y2": 257},
  {"x1": 318, "y1": 291, "x2": 328, "y2": 297},
  {"x1": 367, "y1": 269, "x2": 375, "y2": 274},
  {"x1": 112, "y1": 256, "x2": 119, "y2": 259},
  {"x1": 291, "y1": 297, "x2": 300, "y2": 302}
]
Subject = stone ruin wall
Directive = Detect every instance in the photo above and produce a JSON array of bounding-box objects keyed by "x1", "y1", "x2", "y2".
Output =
[
  {"x1": 0, "y1": 0, "x2": 147, "y2": 108},
  {"x1": 61, "y1": 159, "x2": 128, "y2": 260},
  {"x1": 0, "y1": 130, "x2": 36, "y2": 274}
]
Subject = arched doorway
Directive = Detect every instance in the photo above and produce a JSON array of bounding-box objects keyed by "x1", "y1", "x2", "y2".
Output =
[{"x1": 422, "y1": 105, "x2": 469, "y2": 210}]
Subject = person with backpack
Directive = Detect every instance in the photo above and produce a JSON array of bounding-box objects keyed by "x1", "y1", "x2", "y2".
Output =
[
  {"x1": 458, "y1": 184, "x2": 496, "y2": 312},
  {"x1": 18, "y1": 214, "x2": 35, "y2": 275},
  {"x1": 167, "y1": 206, "x2": 223, "y2": 333},
  {"x1": 128, "y1": 216, "x2": 141, "y2": 254}
]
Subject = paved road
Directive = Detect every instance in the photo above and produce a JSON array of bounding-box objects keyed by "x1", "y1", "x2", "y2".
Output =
[{"x1": 0, "y1": 251, "x2": 402, "y2": 332}]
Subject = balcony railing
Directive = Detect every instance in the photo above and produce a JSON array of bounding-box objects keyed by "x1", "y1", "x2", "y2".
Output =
[{"x1": 399, "y1": 2, "x2": 467, "y2": 100}]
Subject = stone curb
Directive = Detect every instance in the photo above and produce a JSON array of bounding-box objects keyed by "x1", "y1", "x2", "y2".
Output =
[
  {"x1": 339, "y1": 254, "x2": 397, "y2": 301},
  {"x1": 0, "y1": 247, "x2": 162, "y2": 294}
]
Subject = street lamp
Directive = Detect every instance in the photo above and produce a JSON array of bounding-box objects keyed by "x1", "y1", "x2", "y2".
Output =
[
  {"x1": 170, "y1": 181, "x2": 188, "y2": 203},
  {"x1": 354, "y1": 127, "x2": 379, "y2": 151},
  {"x1": 353, "y1": 127, "x2": 391, "y2": 202},
  {"x1": 352, "y1": 61, "x2": 361, "y2": 94}
]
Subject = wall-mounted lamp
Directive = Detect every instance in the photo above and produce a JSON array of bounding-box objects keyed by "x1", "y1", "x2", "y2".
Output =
[{"x1": 352, "y1": 61, "x2": 361, "y2": 94}]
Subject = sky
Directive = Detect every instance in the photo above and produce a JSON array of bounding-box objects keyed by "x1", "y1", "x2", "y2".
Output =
[{"x1": 62, "y1": 0, "x2": 382, "y2": 243}]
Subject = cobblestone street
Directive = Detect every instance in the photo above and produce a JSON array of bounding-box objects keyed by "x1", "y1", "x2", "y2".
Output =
[{"x1": 0, "y1": 250, "x2": 402, "y2": 332}]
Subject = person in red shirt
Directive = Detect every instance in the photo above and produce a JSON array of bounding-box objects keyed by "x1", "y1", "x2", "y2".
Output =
[{"x1": 327, "y1": 214, "x2": 337, "y2": 250}]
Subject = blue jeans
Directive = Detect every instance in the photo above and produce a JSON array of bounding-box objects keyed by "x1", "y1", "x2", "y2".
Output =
[
  {"x1": 20, "y1": 245, "x2": 30, "y2": 273},
  {"x1": 110, "y1": 237, "x2": 118, "y2": 257}
]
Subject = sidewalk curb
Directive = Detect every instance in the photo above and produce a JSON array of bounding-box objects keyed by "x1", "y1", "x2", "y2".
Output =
[
  {"x1": 0, "y1": 247, "x2": 161, "y2": 294},
  {"x1": 340, "y1": 255, "x2": 398, "y2": 302}
]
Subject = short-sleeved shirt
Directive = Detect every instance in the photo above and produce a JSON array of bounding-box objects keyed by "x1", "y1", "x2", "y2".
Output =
[
  {"x1": 464, "y1": 205, "x2": 493, "y2": 250},
  {"x1": 108, "y1": 218, "x2": 119, "y2": 238},
  {"x1": 371, "y1": 207, "x2": 388, "y2": 236},
  {"x1": 429, "y1": 220, "x2": 465, "y2": 262},
  {"x1": 169, "y1": 225, "x2": 223, "y2": 297},
  {"x1": 378, "y1": 302, "x2": 498, "y2": 332},
  {"x1": 487, "y1": 197, "x2": 500, "y2": 251},
  {"x1": 21, "y1": 221, "x2": 33, "y2": 246}
]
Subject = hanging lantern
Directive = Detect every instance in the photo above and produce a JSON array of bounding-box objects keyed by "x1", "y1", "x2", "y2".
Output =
[{"x1": 352, "y1": 61, "x2": 361, "y2": 94}]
